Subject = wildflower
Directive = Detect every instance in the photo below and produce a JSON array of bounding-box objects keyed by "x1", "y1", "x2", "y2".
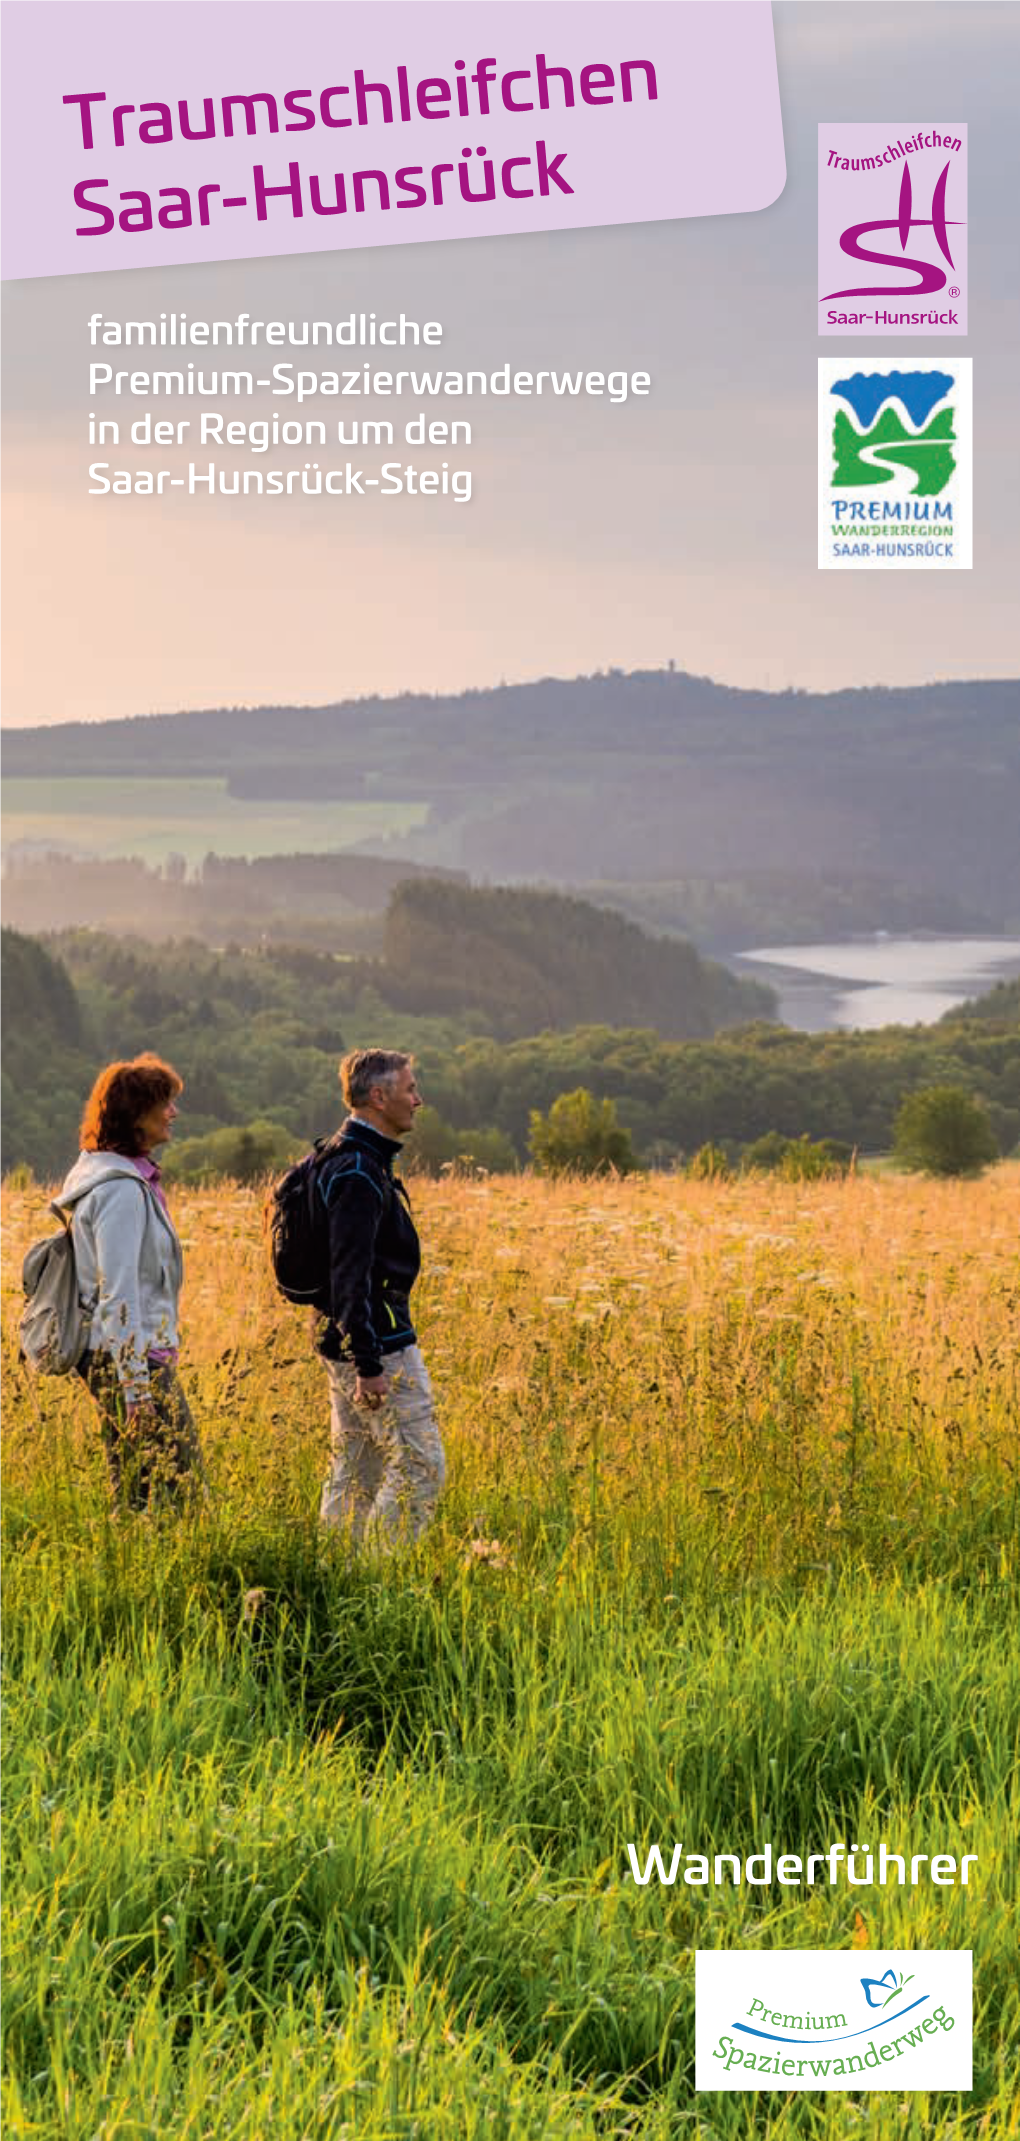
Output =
[{"x1": 464, "y1": 1537, "x2": 509, "y2": 1571}]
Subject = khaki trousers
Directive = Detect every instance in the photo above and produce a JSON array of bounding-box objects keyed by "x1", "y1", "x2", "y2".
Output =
[
  {"x1": 79, "y1": 1353, "x2": 203, "y2": 1512},
  {"x1": 320, "y1": 1343, "x2": 445, "y2": 1545}
]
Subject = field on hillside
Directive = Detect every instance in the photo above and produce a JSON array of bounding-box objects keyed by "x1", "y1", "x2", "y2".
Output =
[
  {"x1": 1, "y1": 778, "x2": 428, "y2": 865},
  {"x1": 3, "y1": 1170, "x2": 1018, "y2": 2138}
]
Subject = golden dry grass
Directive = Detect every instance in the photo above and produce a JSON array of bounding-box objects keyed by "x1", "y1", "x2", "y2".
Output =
[
  {"x1": 4, "y1": 1166, "x2": 1017, "y2": 1581},
  {"x1": 3, "y1": 1169, "x2": 1018, "y2": 2138}
]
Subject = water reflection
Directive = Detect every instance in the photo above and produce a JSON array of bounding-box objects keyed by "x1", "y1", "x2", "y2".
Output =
[{"x1": 735, "y1": 937, "x2": 1020, "y2": 1032}]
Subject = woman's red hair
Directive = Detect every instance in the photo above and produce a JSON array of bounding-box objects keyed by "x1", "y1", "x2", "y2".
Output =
[{"x1": 80, "y1": 1053, "x2": 183, "y2": 1156}]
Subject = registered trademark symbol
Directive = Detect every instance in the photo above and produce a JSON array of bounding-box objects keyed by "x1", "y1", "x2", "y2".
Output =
[{"x1": 948, "y1": 286, "x2": 960, "y2": 297}]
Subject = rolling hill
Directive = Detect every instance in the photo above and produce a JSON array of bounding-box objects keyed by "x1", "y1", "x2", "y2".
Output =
[{"x1": 5, "y1": 670, "x2": 1018, "y2": 937}]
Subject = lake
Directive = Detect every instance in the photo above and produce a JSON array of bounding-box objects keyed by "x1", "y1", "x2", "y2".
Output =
[{"x1": 732, "y1": 936, "x2": 1020, "y2": 1032}]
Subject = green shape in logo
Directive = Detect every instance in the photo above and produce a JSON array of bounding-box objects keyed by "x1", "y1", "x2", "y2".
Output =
[{"x1": 832, "y1": 404, "x2": 956, "y2": 495}]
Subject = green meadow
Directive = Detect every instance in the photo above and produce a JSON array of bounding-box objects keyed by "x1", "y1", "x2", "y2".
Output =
[
  {"x1": 1, "y1": 779, "x2": 428, "y2": 867},
  {"x1": 3, "y1": 1170, "x2": 1018, "y2": 2138}
]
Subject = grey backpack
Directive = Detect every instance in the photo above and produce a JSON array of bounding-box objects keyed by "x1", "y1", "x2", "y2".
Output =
[{"x1": 19, "y1": 1207, "x2": 91, "y2": 1375}]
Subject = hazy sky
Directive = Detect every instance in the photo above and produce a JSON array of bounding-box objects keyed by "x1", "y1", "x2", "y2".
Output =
[{"x1": 3, "y1": 2, "x2": 1018, "y2": 726}]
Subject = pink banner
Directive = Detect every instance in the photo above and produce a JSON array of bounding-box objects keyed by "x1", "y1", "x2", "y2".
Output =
[{"x1": 2, "y1": 1, "x2": 786, "y2": 279}]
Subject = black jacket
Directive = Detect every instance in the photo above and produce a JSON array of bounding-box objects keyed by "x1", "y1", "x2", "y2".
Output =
[{"x1": 316, "y1": 1119, "x2": 420, "y2": 1378}]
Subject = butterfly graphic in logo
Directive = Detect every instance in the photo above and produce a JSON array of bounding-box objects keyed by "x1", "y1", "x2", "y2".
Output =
[{"x1": 861, "y1": 1968, "x2": 915, "y2": 2011}]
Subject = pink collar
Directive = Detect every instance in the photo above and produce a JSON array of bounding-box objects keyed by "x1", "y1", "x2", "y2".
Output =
[{"x1": 129, "y1": 1152, "x2": 169, "y2": 1211}]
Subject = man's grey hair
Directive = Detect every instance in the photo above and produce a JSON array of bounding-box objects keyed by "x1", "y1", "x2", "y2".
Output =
[{"x1": 340, "y1": 1048, "x2": 414, "y2": 1108}]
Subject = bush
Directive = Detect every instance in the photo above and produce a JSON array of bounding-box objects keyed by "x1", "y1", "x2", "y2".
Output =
[
  {"x1": 163, "y1": 1118, "x2": 303, "y2": 1184},
  {"x1": 743, "y1": 1132, "x2": 853, "y2": 1181},
  {"x1": 528, "y1": 1088, "x2": 640, "y2": 1177},
  {"x1": 404, "y1": 1105, "x2": 518, "y2": 1177},
  {"x1": 686, "y1": 1143, "x2": 731, "y2": 1181},
  {"x1": 893, "y1": 1086, "x2": 999, "y2": 1178}
]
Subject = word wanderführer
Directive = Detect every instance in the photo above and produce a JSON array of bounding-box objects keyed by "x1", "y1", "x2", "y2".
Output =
[{"x1": 626, "y1": 1843, "x2": 979, "y2": 1888}]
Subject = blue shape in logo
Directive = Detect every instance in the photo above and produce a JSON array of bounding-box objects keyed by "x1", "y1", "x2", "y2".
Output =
[
  {"x1": 861, "y1": 1970, "x2": 899, "y2": 2008},
  {"x1": 832, "y1": 370, "x2": 954, "y2": 428}
]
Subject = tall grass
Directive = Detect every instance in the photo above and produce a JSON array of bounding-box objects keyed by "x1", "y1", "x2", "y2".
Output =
[{"x1": 3, "y1": 1170, "x2": 1018, "y2": 2136}]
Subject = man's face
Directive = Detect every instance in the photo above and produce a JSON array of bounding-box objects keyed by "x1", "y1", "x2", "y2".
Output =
[{"x1": 370, "y1": 1064, "x2": 422, "y2": 1137}]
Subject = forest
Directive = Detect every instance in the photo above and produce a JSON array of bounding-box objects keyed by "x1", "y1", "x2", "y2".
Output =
[{"x1": 3, "y1": 918, "x2": 1017, "y2": 1181}]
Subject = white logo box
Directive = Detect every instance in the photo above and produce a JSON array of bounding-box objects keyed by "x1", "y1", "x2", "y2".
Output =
[
  {"x1": 817, "y1": 357, "x2": 972, "y2": 571},
  {"x1": 696, "y1": 1950, "x2": 972, "y2": 2091}
]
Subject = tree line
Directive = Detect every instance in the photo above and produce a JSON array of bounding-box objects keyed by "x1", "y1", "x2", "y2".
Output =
[
  {"x1": 7, "y1": 668, "x2": 1018, "y2": 923},
  {"x1": 3, "y1": 927, "x2": 1017, "y2": 1182},
  {"x1": 0, "y1": 850, "x2": 457, "y2": 950}
]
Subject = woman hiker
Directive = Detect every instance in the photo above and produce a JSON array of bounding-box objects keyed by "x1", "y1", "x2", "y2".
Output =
[{"x1": 55, "y1": 1052, "x2": 204, "y2": 1511}]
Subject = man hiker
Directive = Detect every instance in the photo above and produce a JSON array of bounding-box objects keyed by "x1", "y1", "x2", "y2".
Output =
[{"x1": 316, "y1": 1049, "x2": 445, "y2": 1544}]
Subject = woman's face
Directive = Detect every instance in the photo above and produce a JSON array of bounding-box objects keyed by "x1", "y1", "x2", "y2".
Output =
[{"x1": 136, "y1": 1093, "x2": 178, "y2": 1152}]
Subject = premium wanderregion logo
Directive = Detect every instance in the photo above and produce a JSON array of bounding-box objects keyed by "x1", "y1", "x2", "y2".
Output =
[
  {"x1": 818, "y1": 123, "x2": 967, "y2": 336},
  {"x1": 696, "y1": 1951, "x2": 973, "y2": 2092},
  {"x1": 818, "y1": 358, "x2": 972, "y2": 571}
]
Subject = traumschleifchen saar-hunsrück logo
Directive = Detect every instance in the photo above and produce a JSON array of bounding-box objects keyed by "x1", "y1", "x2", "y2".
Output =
[
  {"x1": 818, "y1": 124, "x2": 967, "y2": 336},
  {"x1": 818, "y1": 359, "x2": 972, "y2": 571}
]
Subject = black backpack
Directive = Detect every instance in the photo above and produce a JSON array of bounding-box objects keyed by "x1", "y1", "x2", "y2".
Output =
[
  {"x1": 265, "y1": 1136, "x2": 397, "y2": 1310},
  {"x1": 265, "y1": 1136, "x2": 341, "y2": 1310}
]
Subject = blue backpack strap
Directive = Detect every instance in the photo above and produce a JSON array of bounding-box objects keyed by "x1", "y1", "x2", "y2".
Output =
[{"x1": 317, "y1": 1146, "x2": 388, "y2": 1209}]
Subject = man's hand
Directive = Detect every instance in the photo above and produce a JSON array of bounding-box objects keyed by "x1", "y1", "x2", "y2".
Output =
[{"x1": 355, "y1": 1373, "x2": 388, "y2": 1410}]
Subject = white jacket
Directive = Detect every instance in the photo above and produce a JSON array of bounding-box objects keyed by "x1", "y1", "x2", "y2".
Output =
[{"x1": 55, "y1": 1152, "x2": 184, "y2": 1401}]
